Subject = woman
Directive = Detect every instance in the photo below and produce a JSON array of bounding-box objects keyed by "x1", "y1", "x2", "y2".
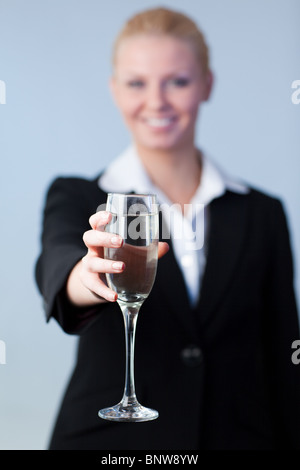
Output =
[{"x1": 35, "y1": 7, "x2": 300, "y2": 450}]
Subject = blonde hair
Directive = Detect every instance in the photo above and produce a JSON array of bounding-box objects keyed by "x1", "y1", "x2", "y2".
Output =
[{"x1": 112, "y1": 7, "x2": 210, "y2": 75}]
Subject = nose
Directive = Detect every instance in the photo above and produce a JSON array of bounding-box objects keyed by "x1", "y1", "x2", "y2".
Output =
[{"x1": 146, "y1": 83, "x2": 170, "y2": 111}]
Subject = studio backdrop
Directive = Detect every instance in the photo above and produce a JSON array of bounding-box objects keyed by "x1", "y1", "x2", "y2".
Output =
[{"x1": 0, "y1": 0, "x2": 299, "y2": 449}]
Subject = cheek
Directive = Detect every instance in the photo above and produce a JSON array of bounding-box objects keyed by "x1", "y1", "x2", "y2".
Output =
[
  {"x1": 171, "y1": 90, "x2": 202, "y2": 117},
  {"x1": 117, "y1": 94, "x2": 143, "y2": 121},
  {"x1": 179, "y1": 99, "x2": 201, "y2": 121}
]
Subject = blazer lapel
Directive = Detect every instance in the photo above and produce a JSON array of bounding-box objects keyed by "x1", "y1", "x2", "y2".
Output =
[
  {"x1": 155, "y1": 211, "x2": 199, "y2": 340},
  {"x1": 196, "y1": 191, "x2": 248, "y2": 327}
]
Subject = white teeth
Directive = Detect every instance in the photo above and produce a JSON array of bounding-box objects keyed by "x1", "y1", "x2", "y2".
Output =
[{"x1": 146, "y1": 117, "x2": 173, "y2": 128}]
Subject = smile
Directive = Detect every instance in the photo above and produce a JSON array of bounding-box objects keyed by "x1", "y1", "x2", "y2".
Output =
[{"x1": 145, "y1": 117, "x2": 176, "y2": 128}]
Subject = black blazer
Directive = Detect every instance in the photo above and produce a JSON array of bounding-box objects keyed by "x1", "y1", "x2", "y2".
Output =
[{"x1": 35, "y1": 175, "x2": 300, "y2": 450}]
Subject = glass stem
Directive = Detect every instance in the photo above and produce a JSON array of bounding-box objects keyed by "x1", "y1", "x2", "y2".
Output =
[{"x1": 118, "y1": 302, "x2": 141, "y2": 407}]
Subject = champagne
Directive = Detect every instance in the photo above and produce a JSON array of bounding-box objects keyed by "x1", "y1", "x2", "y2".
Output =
[
  {"x1": 104, "y1": 213, "x2": 158, "y2": 304},
  {"x1": 105, "y1": 242, "x2": 158, "y2": 303},
  {"x1": 99, "y1": 193, "x2": 159, "y2": 422}
]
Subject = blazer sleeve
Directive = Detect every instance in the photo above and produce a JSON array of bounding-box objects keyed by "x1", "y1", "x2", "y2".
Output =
[
  {"x1": 35, "y1": 177, "x2": 102, "y2": 334},
  {"x1": 264, "y1": 198, "x2": 300, "y2": 448}
]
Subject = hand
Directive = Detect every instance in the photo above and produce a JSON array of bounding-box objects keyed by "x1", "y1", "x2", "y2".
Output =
[{"x1": 79, "y1": 211, "x2": 169, "y2": 303}]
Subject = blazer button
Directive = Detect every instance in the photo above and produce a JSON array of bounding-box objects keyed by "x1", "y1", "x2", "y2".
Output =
[{"x1": 180, "y1": 345, "x2": 203, "y2": 367}]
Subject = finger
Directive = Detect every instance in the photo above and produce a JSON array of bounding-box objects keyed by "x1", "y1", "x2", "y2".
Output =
[
  {"x1": 83, "y1": 229, "x2": 123, "y2": 249},
  {"x1": 82, "y1": 255, "x2": 125, "y2": 274},
  {"x1": 84, "y1": 274, "x2": 118, "y2": 302},
  {"x1": 89, "y1": 211, "x2": 112, "y2": 230},
  {"x1": 158, "y1": 242, "x2": 169, "y2": 259}
]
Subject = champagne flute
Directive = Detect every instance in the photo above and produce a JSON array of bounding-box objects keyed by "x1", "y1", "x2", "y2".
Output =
[{"x1": 98, "y1": 193, "x2": 159, "y2": 422}]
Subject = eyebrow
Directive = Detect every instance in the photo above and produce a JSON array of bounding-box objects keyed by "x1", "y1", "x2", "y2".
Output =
[{"x1": 119, "y1": 69, "x2": 194, "y2": 79}]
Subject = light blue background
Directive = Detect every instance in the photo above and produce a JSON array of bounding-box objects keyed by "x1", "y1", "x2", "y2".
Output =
[{"x1": 0, "y1": 0, "x2": 299, "y2": 449}]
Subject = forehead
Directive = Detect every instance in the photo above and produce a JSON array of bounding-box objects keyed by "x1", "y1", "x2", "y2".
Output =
[{"x1": 114, "y1": 34, "x2": 200, "y2": 74}]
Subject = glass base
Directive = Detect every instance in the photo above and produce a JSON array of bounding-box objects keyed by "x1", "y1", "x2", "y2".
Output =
[{"x1": 98, "y1": 402, "x2": 159, "y2": 422}]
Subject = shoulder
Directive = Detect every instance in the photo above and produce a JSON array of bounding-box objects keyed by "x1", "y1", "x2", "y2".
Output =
[
  {"x1": 215, "y1": 185, "x2": 289, "y2": 234},
  {"x1": 41, "y1": 173, "x2": 108, "y2": 221},
  {"x1": 45, "y1": 173, "x2": 107, "y2": 206},
  {"x1": 222, "y1": 184, "x2": 285, "y2": 214},
  {"x1": 245, "y1": 186, "x2": 287, "y2": 222},
  {"x1": 47, "y1": 173, "x2": 104, "y2": 194},
  {"x1": 247, "y1": 186, "x2": 282, "y2": 206}
]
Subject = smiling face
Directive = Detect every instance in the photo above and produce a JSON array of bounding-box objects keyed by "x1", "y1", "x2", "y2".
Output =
[{"x1": 110, "y1": 34, "x2": 213, "y2": 154}]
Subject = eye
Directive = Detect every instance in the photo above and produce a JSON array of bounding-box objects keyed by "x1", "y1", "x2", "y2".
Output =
[
  {"x1": 169, "y1": 77, "x2": 190, "y2": 87},
  {"x1": 127, "y1": 80, "x2": 145, "y2": 89}
]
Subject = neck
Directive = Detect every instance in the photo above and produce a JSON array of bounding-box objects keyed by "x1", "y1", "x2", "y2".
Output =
[{"x1": 135, "y1": 142, "x2": 202, "y2": 210}]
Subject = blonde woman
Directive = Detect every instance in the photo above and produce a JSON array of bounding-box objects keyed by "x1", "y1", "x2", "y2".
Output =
[{"x1": 36, "y1": 7, "x2": 300, "y2": 450}]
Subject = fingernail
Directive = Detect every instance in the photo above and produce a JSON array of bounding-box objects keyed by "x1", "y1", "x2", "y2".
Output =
[
  {"x1": 112, "y1": 262, "x2": 124, "y2": 271},
  {"x1": 109, "y1": 292, "x2": 117, "y2": 301},
  {"x1": 97, "y1": 212, "x2": 109, "y2": 226},
  {"x1": 111, "y1": 236, "x2": 122, "y2": 246}
]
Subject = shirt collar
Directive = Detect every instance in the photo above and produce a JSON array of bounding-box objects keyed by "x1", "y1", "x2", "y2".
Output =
[{"x1": 98, "y1": 145, "x2": 249, "y2": 205}]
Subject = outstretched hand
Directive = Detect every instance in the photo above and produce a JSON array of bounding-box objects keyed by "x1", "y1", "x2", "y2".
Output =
[{"x1": 78, "y1": 211, "x2": 169, "y2": 303}]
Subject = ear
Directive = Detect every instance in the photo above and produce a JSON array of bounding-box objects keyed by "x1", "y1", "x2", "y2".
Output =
[{"x1": 109, "y1": 75, "x2": 119, "y2": 105}]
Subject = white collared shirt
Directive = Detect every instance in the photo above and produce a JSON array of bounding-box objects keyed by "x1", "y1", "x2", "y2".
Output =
[{"x1": 99, "y1": 146, "x2": 249, "y2": 306}]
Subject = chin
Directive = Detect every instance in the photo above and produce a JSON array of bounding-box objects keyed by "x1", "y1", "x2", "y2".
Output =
[
  {"x1": 139, "y1": 142, "x2": 177, "y2": 153},
  {"x1": 137, "y1": 135, "x2": 184, "y2": 152}
]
